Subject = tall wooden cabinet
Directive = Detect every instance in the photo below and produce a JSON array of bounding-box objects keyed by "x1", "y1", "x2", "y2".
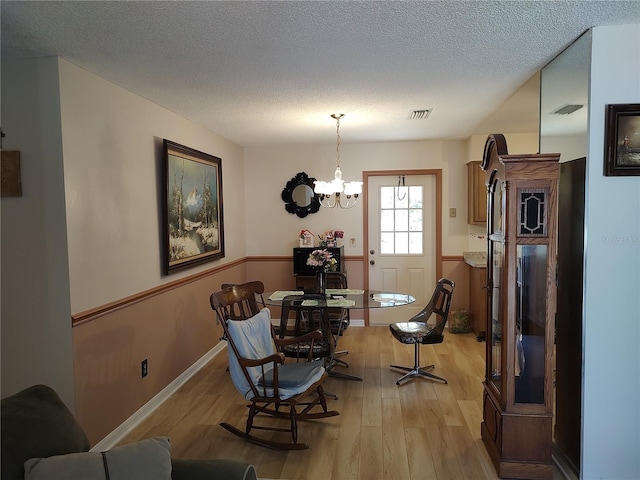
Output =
[{"x1": 479, "y1": 134, "x2": 560, "y2": 480}]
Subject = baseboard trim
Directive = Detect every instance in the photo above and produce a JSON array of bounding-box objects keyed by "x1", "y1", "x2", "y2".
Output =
[
  {"x1": 91, "y1": 342, "x2": 227, "y2": 452},
  {"x1": 552, "y1": 443, "x2": 580, "y2": 480},
  {"x1": 92, "y1": 320, "x2": 364, "y2": 452}
]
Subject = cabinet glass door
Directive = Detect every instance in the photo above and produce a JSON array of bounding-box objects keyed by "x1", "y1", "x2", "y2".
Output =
[
  {"x1": 514, "y1": 244, "x2": 548, "y2": 404},
  {"x1": 489, "y1": 239, "x2": 503, "y2": 392},
  {"x1": 487, "y1": 177, "x2": 504, "y2": 394}
]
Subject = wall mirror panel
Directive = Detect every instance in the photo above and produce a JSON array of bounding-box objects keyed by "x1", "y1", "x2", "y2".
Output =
[
  {"x1": 541, "y1": 29, "x2": 591, "y2": 478},
  {"x1": 281, "y1": 171, "x2": 320, "y2": 218},
  {"x1": 540, "y1": 30, "x2": 591, "y2": 158}
]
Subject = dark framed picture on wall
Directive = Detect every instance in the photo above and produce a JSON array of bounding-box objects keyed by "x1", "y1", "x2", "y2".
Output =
[
  {"x1": 604, "y1": 103, "x2": 640, "y2": 176},
  {"x1": 162, "y1": 139, "x2": 224, "y2": 274}
]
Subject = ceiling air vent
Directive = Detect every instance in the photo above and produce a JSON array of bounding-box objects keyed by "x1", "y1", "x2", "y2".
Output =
[
  {"x1": 551, "y1": 104, "x2": 584, "y2": 115},
  {"x1": 407, "y1": 109, "x2": 432, "y2": 120}
]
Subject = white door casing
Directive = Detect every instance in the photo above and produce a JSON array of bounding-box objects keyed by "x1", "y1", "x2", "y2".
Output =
[{"x1": 364, "y1": 171, "x2": 442, "y2": 326}]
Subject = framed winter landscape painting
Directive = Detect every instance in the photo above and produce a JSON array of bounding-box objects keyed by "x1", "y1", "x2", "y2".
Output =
[{"x1": 162, "y1": 139, "x2": 224, "y2": 274}]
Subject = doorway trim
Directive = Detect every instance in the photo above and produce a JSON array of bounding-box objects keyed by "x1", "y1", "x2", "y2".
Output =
[{"x1": 362, "y1": 169, "x2": 443, "y2": 325}]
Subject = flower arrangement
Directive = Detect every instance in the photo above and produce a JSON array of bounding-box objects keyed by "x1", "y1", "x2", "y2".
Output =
[
  {"x1": 307, "y1": 249, "x2": 338, "y2": 272},
  {"x1": 318, "y1": 230, "x2": 345, "y2": 247}
]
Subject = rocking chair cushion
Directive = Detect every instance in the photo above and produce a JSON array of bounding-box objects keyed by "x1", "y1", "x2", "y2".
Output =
[
  {"x1": 226, "y1": 308, "x2": 324, "y2": 400},
  {"x1": 259, "y1": 360, "x2": 324, "y2": 389}
]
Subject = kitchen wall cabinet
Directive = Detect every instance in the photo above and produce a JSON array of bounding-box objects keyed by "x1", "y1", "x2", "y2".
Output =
[{"x1": 467, "y1": 161, "x2": 487, "y2": 224}]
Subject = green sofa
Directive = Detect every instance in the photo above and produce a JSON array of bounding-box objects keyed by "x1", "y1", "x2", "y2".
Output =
[{"x1": 1, "y1": 384, "x2": 257, "y2": 480}]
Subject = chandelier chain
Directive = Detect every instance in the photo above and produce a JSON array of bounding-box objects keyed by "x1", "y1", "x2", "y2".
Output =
[
  {"x1": 333, "y1": 113, "x2": 342, "y2": 168},
  {"x1": 336, "y1": 118, "x2": 340, "y2": 167}
]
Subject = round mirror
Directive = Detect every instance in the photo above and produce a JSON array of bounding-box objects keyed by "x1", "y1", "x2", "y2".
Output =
[
  {"x1": 282, "y1": 172, "x2": 320, "y2": 218},
  {"x1": 292, "y1": 184, "x2": 314, "y2": 207}
]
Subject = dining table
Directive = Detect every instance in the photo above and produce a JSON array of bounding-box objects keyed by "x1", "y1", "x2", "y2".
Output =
[{"x1": 262, "y1": 289, "x2": 416, "y2": 382}]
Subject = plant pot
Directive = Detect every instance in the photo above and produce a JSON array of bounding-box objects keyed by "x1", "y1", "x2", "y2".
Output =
[{"x1": 449, "y1": 309, "x2": 472, "y2": 334}]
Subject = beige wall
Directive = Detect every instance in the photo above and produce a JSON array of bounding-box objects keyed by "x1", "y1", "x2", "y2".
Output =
[
  {"x1": 1, "y1": 57, "x2": 76, "y2": 408},
  {"x1": 54, "y1": 59, "x2": 252, "y2": 443},
  {"x1": 58, "y1": 59, "x2": 247, "y2": 314},
  {"x1": 72, "y1": 264, "x2": 244, "y2": 445},
  {"x1": 467, "y1": 132, "x2": 539, "y2": 160},
  {"x1": 442, "y1": 257, "x2": 469, "y2": 312},
  {"x1": 581, "y1": 24, "x2": 640, "y2": 478},
  {"x1": 244, "y1": 139, "x2": 471, "y2": 257}
]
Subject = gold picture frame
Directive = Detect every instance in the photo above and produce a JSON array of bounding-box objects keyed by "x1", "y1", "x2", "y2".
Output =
[{"x1": 162, "y1": 140, "x2": 224, "y2": 274}]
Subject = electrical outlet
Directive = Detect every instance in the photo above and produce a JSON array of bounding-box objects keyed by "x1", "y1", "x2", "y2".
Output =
[
  {"x1": 141, "y1": 359, "x2": 148, "y2": 378},
  {"x1": 449, "y1": 207, "x2": 457, "y2": 218}
]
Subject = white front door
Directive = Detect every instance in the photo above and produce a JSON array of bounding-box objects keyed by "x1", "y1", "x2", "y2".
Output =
[{"x1": 367, "y1": 174, "x2": 437, "y2": 325}]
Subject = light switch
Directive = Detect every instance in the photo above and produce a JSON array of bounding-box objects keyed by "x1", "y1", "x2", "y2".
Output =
[
  {"x1": 449, "y1": 208, "x2": 457, "y2": 218},
  {"x1": 349, "y1": 238, "x2": 356, "y2": 247}
]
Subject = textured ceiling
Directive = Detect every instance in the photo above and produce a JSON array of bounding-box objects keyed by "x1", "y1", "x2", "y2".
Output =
[{"x1": 2, "y1": 1, "x2": 640, "y2": 147}]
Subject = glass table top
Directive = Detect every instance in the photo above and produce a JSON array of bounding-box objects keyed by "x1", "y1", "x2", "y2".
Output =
[{"x1": 264, "y1": 290, "x2": 415, "y2": 309}]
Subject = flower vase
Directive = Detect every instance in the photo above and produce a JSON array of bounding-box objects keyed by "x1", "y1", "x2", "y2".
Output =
[{"x1": 314, "y1": 268, "x2": 326, "y2": 296}]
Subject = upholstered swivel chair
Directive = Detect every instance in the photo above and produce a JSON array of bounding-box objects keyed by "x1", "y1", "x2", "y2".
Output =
[{"x1": 389, "y1": 278, "x2": 455, "y2": 385}]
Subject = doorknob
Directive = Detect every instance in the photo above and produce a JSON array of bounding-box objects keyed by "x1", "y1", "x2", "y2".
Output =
[
  {"x1": 370, "y1": 249, "x2": 375, "y2": 254},
  {"x1": 370, "y1": 260, "x2": 375, "y2": 265}
]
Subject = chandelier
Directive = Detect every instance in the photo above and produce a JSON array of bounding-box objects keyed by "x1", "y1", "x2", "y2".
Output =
[{"x1": 314, "y1": 114, "x2": 363, "y2": 209}]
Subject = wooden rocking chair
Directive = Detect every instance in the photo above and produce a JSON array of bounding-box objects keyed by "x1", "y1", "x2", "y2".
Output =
[{"x1": 210, "y1": 281, "x2": 339, "y2": 450}]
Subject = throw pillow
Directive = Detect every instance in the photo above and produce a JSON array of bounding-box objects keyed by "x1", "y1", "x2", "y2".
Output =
[
  {"x1": 24, "y1": 436, "x2": 171, "y2": 480},
  {"x1": 226, "y1": 307, "x2": 276, "y2": 398}
]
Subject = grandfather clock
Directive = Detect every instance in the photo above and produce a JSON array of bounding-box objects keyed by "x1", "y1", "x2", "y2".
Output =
[{"x1": 480, "y1": 134, "x2": 559, "y2": 479}]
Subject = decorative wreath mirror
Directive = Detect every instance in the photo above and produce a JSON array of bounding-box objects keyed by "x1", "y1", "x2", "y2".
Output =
[{"x1": 281, "y1": 172, "x2": 320, "y2": 218}]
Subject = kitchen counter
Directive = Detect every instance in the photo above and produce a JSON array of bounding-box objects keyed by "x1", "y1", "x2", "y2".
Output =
[{"x1": 463, "y1": 251, "x2": 487, "y2": 268}]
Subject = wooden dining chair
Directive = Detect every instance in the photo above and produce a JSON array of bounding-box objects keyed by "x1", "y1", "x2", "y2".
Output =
[
  {"x1": 278, "y1": 294, "x2": 333, "y2": 362},
  {"x1": 389, "y1": 278, "x2": 456, "y2": 385},
  {"x1": 210, "y1": 282, "x2": 339, "y2": 450},
  {"x1": 219, "y1": 281, "x2": 265, "y2": 318},
  {"x1": 326, "y1": 272, "x2": 350, "y2": 336}
]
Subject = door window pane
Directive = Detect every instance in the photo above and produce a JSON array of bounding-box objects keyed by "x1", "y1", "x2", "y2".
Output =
[
  {"x1": 379, "y1": 185, "x2": 424, "y2": 254},
  {"x1": 395, "y1": 209, "x2": 408, "y2": 231},
  {"x1": 395, "y1": 187, "x2": 408, "y2": 209},
  {"x1": 381, "y1": 210, "x2": 394, "y2": 231},
  {"x1": 409, "y1": 232, "x2": 423, "y2": 254},
  {"x1": 380, "y1": 232, "x2": 394, "y2": 254},
  {"x1": 395, "y1": 232, "x2": 409, "y2": 254},
  {"x1": 409, "y1": 186, "x2": 423, "y2": 208},
  {"x1": 409, "y1": 209, "x2": 422, "y2": 231},
  {"x1": 380, "y1": 186, "x2": 396, "y2": 209}
]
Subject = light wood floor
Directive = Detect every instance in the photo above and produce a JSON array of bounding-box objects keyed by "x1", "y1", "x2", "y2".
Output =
[{"x1": 120, "y1": 326, "x2": 501, "y2": 480}]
